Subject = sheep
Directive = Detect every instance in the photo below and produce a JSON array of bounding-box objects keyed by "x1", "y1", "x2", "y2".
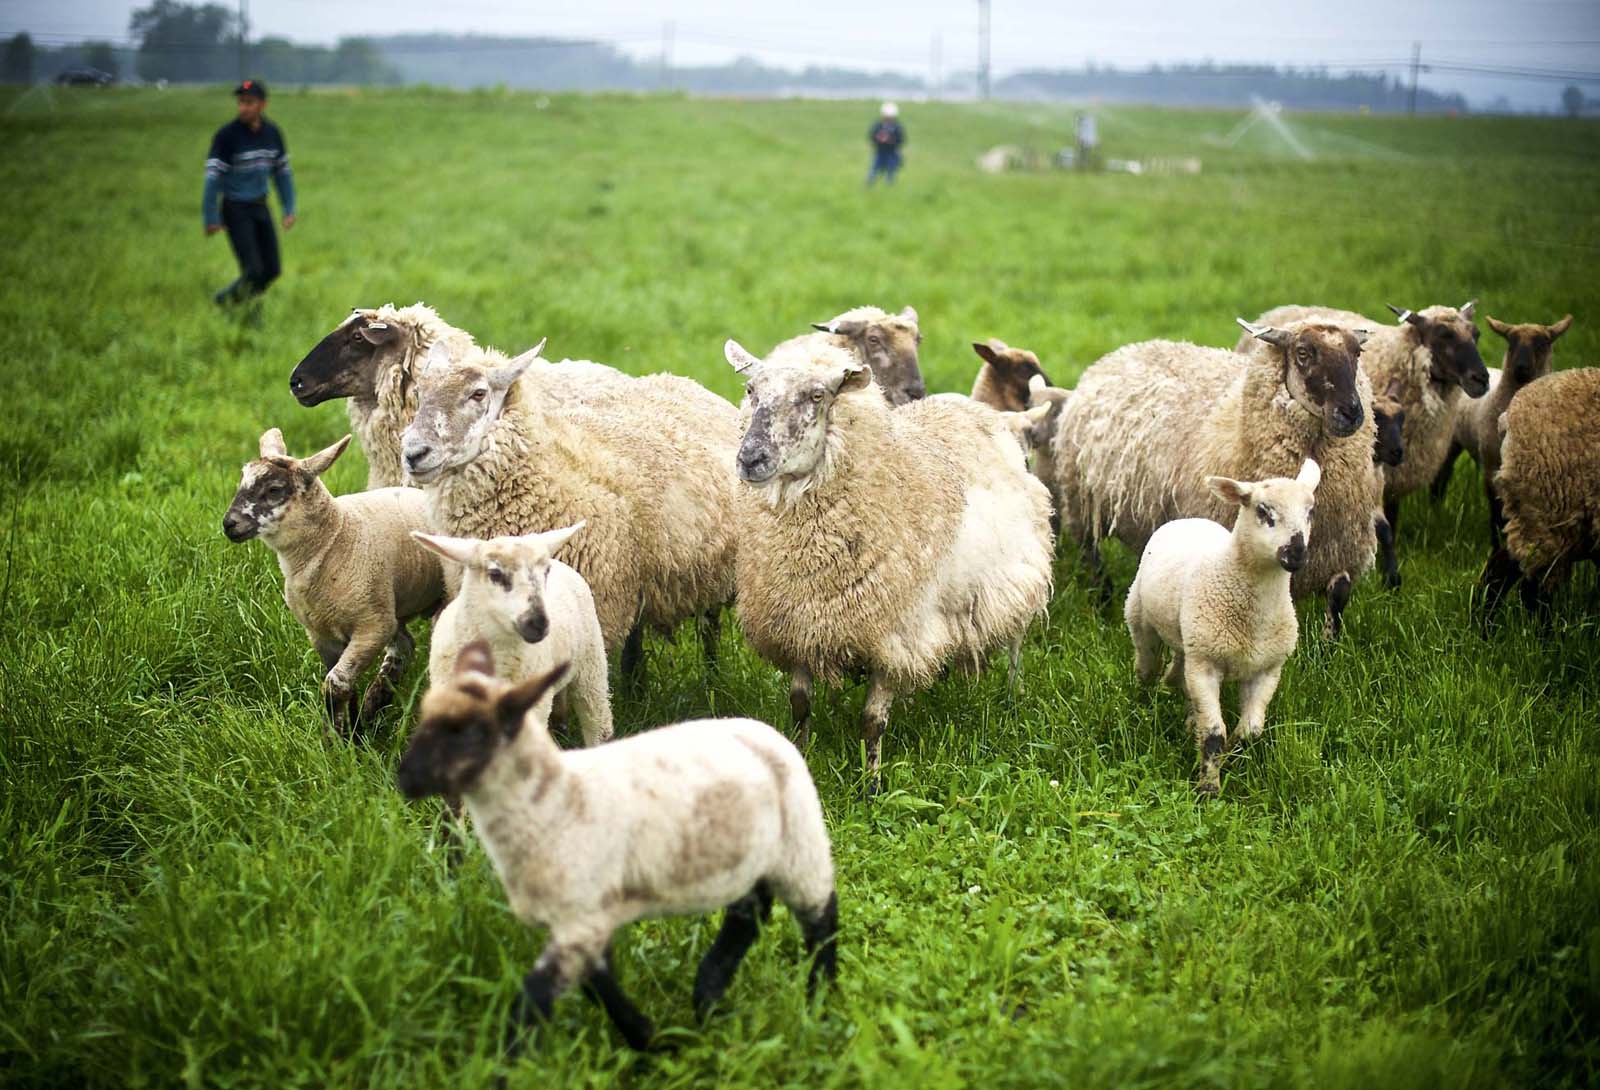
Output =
[
  {"x1": 1432, "y1": 314, "x2": 1573, "y2": 545},
  {"x1": 396, "y1": 642, "x2": 838, "y2": 1056},
  {"x1": 722, "y1": 335, "x2": 1054, "y2": 792},
  {"x1": 1370, "y1": 377, "x2": 1407, "y2": 589},
  {"x1": 412, "y1": 522, "x2": 612, "y2": 748},
  {"x1": 1237, "y1": 302, "x2": 1489, "y2": 561},
  {"x1": 1479, "y1": 367, "x2": 1600, "y2": 616},
  {"x1": 1051, "y1": 319, "x2": 1377, "y2": 639},
  {"x1": 222, "y1": 428, "x2": 445, "y2": 735},
  {"x1": 1126, "y1": 459, "x2": 1321, "y2": 794},
  {"x1": 287, "y1": 302, "x2": 631, "y2": 489},
  {"x1": 970, "y1": 339, "x2": 1053, "y2": 412},
  {"x1": 401, "y1": 339, "x2": 739, "y2": 675},
  {"x1": 771, "y1": 304, "x2": 926, "y2": 406}
]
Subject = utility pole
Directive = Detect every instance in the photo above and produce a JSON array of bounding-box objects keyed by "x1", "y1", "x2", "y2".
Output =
[
  {"x1": 930, "y1": 32, "x2": 941, "y2": 100},
  {"x1": 977, "y1": 0, "x2": 990, "y2": 100},
  {"x1": 1407, "y1": 40, "x2": 1420, "y2": 116},
  {"x1": 660, "y1": 21, "x2": 674, "y2": 90},
  {"x1": 238, "y1": 0, "x2": 248, "y2": 77}
]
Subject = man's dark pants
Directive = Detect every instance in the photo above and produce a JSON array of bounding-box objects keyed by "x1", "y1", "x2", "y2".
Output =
[{"x1": 219, "y1": 198, "x2": 280, "y2": 302}]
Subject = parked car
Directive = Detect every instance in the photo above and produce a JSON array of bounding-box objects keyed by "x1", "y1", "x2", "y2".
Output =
[{"x1": 55, "y1": 67, "x2": 116, "y2": 87}]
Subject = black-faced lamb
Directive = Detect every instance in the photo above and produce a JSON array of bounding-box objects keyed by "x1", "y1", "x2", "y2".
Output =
[
  {"x1": 222, "y1": 429, "x2": 444, "y2": 735},
  {"x1": 1126, "y1": 460, "x2": 1321, "y2": 794},
  {"x1": 723, "y1": 336, "x2": 1053, "y2": 791},
  {"x1": 396, "y1": 643, "x2": 838, "y2": 1056},
  {"x1": 1051, "y1": 318, "x2": 1377, "y2": 638}
]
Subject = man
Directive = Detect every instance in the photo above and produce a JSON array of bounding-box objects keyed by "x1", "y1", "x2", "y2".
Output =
[
  {"x1": 866, "y1": 102, "x2": 905, "y2": 187},
  {"x1": 203, "y1": 79, "x2": 296, "y2": 307},
  {"x1": 1074, "y1": 111, "x2": 1099, "y2": 171}
]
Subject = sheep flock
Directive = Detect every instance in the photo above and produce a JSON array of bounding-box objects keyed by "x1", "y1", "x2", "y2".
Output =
[{"x1": 217, "y1": 293, "x2": 1590, "y2": 1060}]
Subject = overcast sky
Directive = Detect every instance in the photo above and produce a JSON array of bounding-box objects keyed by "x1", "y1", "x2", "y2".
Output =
[{"x1": 9, "y1": 0, "x2": 1600, "y2": 107}]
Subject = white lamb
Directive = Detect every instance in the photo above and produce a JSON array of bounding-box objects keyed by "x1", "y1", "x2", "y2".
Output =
[
  {"x1": 412, "y1": 522, "x2": 611, "y2": 748},
  {"x1": 1125, "y1": 459, "x2": 1322, "y2": 795},
  {"x1": 396, "y1": 643, "x2": 839, "y2": 1057}
]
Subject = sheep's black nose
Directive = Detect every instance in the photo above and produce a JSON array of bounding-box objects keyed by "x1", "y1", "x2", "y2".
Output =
[
  {"x1": 516, "y1": 614, "x2": 549, "y2": 644},
  {"x1": 1277, "y1": 534, "x2": 1307, "y2": 572},
  {"x1": 405, "y1": 445, "x2": 432, "y2": 469},
  {"x1": 1330, "y1": 403, "x2": 1364, "y2": 437},
  {"x1": 289, "y1": 375, "x2": 304, "y2": 395},
  {"x1": 737, "y1": 447, "x2": 775, "y2": 482},
  {"x1": 222, "y1": 514, "x2": 252, "y2": 542}
]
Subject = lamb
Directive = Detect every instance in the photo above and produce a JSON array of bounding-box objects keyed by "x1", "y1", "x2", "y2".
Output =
[
  {"x1": 970, "y1": 339, "x2": 1053, "y2": 412},
  {"x1": 1237, "y1": 302, "x2": 1489, "y2": 558},
  {"x1": 1479, "y1": 367, "x2": 1600, "y2": 616},
  {"x1": 771, "y1": 304, "x2": 926, "y2": 406},
  {"x1": 1126, "y1": 460, "x2": 1321, "y2": 794},
  {"x1": 401, "y1": 339, "x2": 739, "y2": 674},
  {"x1": 287, "y1": 302, "x2": 630, "y2": 489},
  {"x1": 412, "y1": 523, "x2": 612, "y2": 748},
  {"x1": 723, "y1": 336, "x2": 1054, "y2": 791},
  {"x1": 1432, "y1": 314, "x2": 1573, "y2": 545},
  {"x1": 1051, "y1": 318, "x2": 1377, "y2": 638},
  {"x1": 222, "y1": 429, "x2": 445, "y2": 735},
  {"x1": 396, "y1": 642, "x2": 838, "y2": 1056}
]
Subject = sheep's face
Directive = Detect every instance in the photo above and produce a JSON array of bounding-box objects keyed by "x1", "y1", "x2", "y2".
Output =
[
  {"x1": 725, "y1": 342, "x2": 874, "y2": 486},
  {"x1": 1372, "y1": 406, "x2": 1405, "y2": 467},
  {"x1": 223, "y1": 430, "x2": 349, "y2": 543},
  {"x1": 971, "y1": 339, "x2": 1052, "y2": 412},
  {"x1": 813, "y1": 306, "x2": 925, "y2": 406},
  {"x1": 1242, "y1": 321, "x2": 1366, "y2": 439},
  {"x1": 397, "y1": 643, "x2": 567, "y2": 799},
  {"x1": 1488, "y1": 314, "x2": 1571, "y2": 385},
  {"x1": 1206, "y1": 459, "x2": 1321, "y2": 574},
  {"x1": 289, "y1": 311, "x2": 403, "y2": 406},
  {"x1": 402, "y1": 344, "x2": 536, "y2": 484},
  {"x1": 1399, "y1": 304, "x2": 1489, "y2": 397},
  {"x1": 412, "y1": 524, "x2": 585, "y2": 646}
]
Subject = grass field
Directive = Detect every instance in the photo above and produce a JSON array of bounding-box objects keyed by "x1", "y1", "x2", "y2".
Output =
[{"x1": 3, "y1": 85, "x2": 1599, "y2": 1089}]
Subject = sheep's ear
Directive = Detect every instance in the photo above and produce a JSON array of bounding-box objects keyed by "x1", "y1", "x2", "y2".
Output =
[
  {"x1": 724, "y1": 339, "x2": 762, "y2": 374},
  {"x1": 1235, "y1": 318, "x2": 1292, "y2": 348},
  {"x1": 533, "y1": 520, "x2": 585, "y2": 556},
  {"x1": 411, "y1": 531, "x2": 481, "y2": 567},
  {"x1": 972, "y1": 341, "x2": 1002, "y2": 365},
  {"x1": 1549, "y1": 314, "x2": 1573, "y2": 340},
  {"x1": 1496, "y1": 411, "x2": 1509, "y2": 440},
  {"x1": 815, "y1": 319, "x2": 867, "y2": 338},
  {"x1": 259, "y1": 428, "x2": 288, "y2": 458},
  {"x1": 497, "y1": 660, "x2": 571, "y2": 739},
  {"x1": 1387, "y1": 304, "x2": 1425, "y2": 327},
  {"x1": 899, "y1": 305, "x2": 919, "y2": 325},
  {"x1": 1485, "y1": 316, "x2": 1510, "y2": 338},
  {"x1": 455, "y1": 639, "x2": 495, "y2": 678},
  {"x1": 1027, "y1": 374, "x2": 1070, "y2": 407},
  {"x1": 300, "y1": 435, "x2": 351, "y2": 476},
  {"x1": 420, "y1": 340, "x2": 453, "y2": 375},
  {"x1": 1384, "y1": 377, "x2": 1405, "y2": 402},
  {"x1": 488, "y1": 341, "x2": 543, "y2": 391},
  {"x1": 358, "y1": 320, "x2": 399, "y2": 346},
  {"x1": 1296, "y1": 458, "x2": 1322, "y2": 490},
  {"x1": 1351, "y1": 328, "x2": 1372, "y2": 347},
  {"x1": 1459, "y1": 299, "x2": 1477, "y2": 322},
  {"x1": 1206, "y1": 476, "x2": 1250, "y2": 507},
  {"x1": 834, "y1": 363, "x2": 873, "y2": 394}
]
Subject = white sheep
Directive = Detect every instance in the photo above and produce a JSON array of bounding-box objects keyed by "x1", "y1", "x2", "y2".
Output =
[
  {"x1": 412, "y1": 522, "x2": 612, "y2": 747},
  {"x1": 401, "y1": 339, "x2": 739, "y2": 676},
  {"x1": 723, "y1": 336, "x2": 1054, "y2": 791},
  {"x1": 222, "y1": 428, "x2": 444, "y2": 735},
  {"x1": 396, "y1": 642, "x2": 838, "y2": 1056},
  {"x1": 1051, "y1": 319, "x2": 1377, "y2": 638},
  {"x1": 1126, "y1": 459, "x2": 1321, "y2": 795}
]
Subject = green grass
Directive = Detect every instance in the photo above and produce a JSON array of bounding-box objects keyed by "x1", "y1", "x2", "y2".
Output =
[{"x1": 2, "y1": 85, "x2": 1599, "y2": 1089}]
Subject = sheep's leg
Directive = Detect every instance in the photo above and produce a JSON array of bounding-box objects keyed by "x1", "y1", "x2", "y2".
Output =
[
  {"x1": 1235, "y1": 665, "x2": 1282, "y2": 745},
  {"x1": 1485, "y1": 482, "x2": 1506, "y2": 549},
  {"x1": 504, "y1": 941, "x2": 594, "y2": 1061},
  {"x1": 692, "y1": 885, "x2": 772, "y2": 1019},
  {"x1": 860, "y1": 674, "x2": 895, "y2": 797},
  {"x1": 314, "y1": 640, "x2": 346, "y2": 741},
  {"x1": 1322, "y1": 572, "x2": 1353, "y2": 641},
  {"x1": 568, "y1": 658, "x2": 614, "y2": 746},
  {"x1": 1477, "y1": 546, "x2": 1522, "y2": 622},
  {"x1": 1183, "y1": 659, "x2": 1227, "y2": 796},
  {"x1": 1429, "y1": 443, "x2": 1461, "y2": 501},
  {"x1": 359, "y1": 624, "x2": 414, "y2": 727},
  {"x1": 796, "y1": 890, "x2": 840, "y2": 998},
  {"x1": 1383, "y1": 496, "x2": 1401, "y2": 540},
  {"x1": 698, "y1": 608, "x2": 723, "y2": 670},
  {"x1": 1161, "y1": 648, "x2": 1185, "y2": 689},
  {"x1": 580, "y1": 947, "x2": 656, "y2": 1051},
  {"x1": 323, "y1": 626, "x2": 393, "y2": 740},
  {"x1": 620, "y1": 620, "x2": 646, "y2": 681},
  {"x1": 1079, "y1": 534, "x2": 1114, "y2": 605},
  {"x1": 1376, "y1": 514, "x2": 1401, "y2": 590},
  {"x1": 1129, "y1": 614, "x2": 1162, "y2": 686},
  {"x1": 789, "y1": 667, "x2": 813, "y2": 749},
  {"x1": 1006, "y1": 635, "x2": 1025, "y2": 696}
]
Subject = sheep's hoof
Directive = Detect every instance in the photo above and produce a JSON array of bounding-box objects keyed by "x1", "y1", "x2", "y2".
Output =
[
  {"x1": 1194, "y1": 779, "x2": 1220, "y2": 799},
  {"x1": 856, "y1": 776, "x2": 882, "y2": 802}
]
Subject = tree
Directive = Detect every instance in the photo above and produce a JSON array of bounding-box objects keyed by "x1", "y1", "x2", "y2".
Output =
[
  {"x1": 2, "y1": 32, "x2": 35, "y2": 84},
  {"x1": 130, "y1": 0, "x2": 236, "y2": 82},
  {"x1": 1561, "y1": 84, "x2": 1584, "y2": 118},
  {"x1": 84, "y1": 41, "x2": 119, "y2": 77}
]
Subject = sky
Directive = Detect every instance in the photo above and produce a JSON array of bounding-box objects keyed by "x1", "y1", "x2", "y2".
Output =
[{"x1": 9, "y1": 0, "x2": 1600, "y2": 108}]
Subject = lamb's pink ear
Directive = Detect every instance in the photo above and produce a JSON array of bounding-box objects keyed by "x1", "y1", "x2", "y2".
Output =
[
  {"x1": 1297, "y1": 458, "x2": 1322, "y2": 491},
  {"x1": 455, "y1": 639, "x2": 495, "y2": 678},
  {"x1": 300, "y1": 435, "x2": 351, "y2": 476},
  {"x1": 724, "y1": 339, "x2": 762, "y2": 374},
  {"x1": 1206, "y1": 476, "x2": 1250, "y2": 507},
  {"x1": 411, "y1": 531, "x2": 481, "y2": 567},
  {"x1": 259, "y1": 428, "x2": 288, "y2": 458}
]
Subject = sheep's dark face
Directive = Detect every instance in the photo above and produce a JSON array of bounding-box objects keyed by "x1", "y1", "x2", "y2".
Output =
[
  {"x1": 223, "y1": 458, "x2": 301, "y2": 542},
  {"x1": 813, "y1": 308, "x2": 925, "y2": 406},
  {"x1": 1488, "y1": 314, "x2": 1571, "y2": 385},
  {"x1": 1281, "y1": 325, "x2": 1367, "y2": 439},
  {"x1": 1404, "y1": 306, "x2": 1488, "y2": 397},
  {"x1": 398, "y1": 644, "x2": 567, "y2": 799},
  {"x1": 1372, "y1": 406, "x2": 1405, "y2": 467},
  {"x1": 730, "y1": 354, "x2": 874, "y2": 487},
  {"x1": 402, "y1": 345, "x2": 529, "y2": 484},
  {"x1": 1206, "y1": 460, "x2": 1321, "y2": 574},
  {"x1": 289, "y1": 312, "x2": 403, "y2": 406},
  {"x1": 972, "y1": 340, "x2": 1053, "y2": 413}
]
